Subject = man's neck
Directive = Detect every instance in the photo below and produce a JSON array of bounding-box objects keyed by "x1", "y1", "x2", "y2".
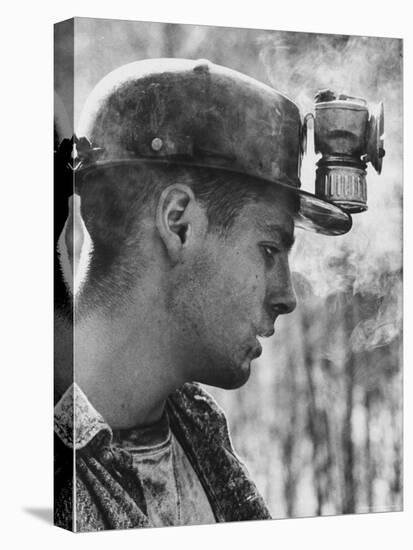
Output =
[{"x1": 55, "y1": 307, "x2": 186, "y2": 430}]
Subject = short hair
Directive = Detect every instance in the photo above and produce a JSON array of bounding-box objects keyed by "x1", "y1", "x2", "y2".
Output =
[{"x1": 56, "y1": 163, "x2": 299, "y2": 317}]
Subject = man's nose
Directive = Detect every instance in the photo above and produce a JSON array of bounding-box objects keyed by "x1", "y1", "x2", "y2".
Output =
[{"x1": 267, "y1": 260, "x2": 297, "y2": 315}]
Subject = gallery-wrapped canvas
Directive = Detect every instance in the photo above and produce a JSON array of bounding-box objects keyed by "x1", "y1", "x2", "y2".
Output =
[{"x1": 54, "y1": 17, "x2": 402, "y2": 532}]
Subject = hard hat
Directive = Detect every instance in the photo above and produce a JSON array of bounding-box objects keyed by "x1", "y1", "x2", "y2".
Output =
[{"x1": 72, "y1": 58, "x2": 352, "y2": 235}]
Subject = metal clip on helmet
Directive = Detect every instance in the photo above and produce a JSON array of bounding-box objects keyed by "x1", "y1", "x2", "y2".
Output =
[{"x1": 59, "y1": 58, "x2": 385, "y2": 236}]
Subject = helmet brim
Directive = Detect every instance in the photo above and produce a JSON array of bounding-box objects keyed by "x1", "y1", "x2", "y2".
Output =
[{"x1": 293, "y1": 187, "x2": 353, "y2": 236}]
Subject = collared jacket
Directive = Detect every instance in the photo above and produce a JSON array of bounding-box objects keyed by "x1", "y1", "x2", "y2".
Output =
[{"x1": 54, "y1": 382, "x2": 271, "y2": 531}]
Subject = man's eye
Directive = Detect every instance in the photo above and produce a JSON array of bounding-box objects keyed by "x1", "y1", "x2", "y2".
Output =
[{"x1": 261, "y1": 245, "x2": 280, "y2": 259}]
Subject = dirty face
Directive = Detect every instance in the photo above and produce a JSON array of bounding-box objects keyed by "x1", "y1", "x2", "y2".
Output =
[{"x1": 172, "y1": 195, "x2": 297, "y2": 390}]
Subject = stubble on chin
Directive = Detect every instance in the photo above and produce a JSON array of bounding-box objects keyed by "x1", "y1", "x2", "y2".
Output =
[{"x1": 212, "y1": 353, "x2": 252, "y2": 390}]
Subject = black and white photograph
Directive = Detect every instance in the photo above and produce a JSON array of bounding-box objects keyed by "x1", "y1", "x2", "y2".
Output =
[
  {"x1": 52, "y1": 16, "x2": 403, "y2": 533},
  {"x1": 2, "y1": 1, "x2": 412, "y2": 548}
]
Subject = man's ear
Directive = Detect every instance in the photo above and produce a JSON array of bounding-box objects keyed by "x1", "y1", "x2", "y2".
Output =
[{"x1": 156, "y1": 184, "x2": 207, "y2": 264}]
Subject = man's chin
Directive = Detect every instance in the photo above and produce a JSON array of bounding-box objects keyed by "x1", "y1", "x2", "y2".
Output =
[
  {"x1": 221, "y1": 372, "x2": 251, "y2": 390},
  {"x1": 203, "y1": 359, "x2": 252, "y2": 390}
]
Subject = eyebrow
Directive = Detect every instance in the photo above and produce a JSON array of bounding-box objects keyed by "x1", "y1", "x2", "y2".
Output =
[{"x1": 255, "y1": 221, "x2": 296, "y2": 251}]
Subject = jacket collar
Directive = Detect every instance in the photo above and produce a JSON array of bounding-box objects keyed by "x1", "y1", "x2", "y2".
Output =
[{"x1": 54, "y1": 383, "x2": 112, "y2": 450}]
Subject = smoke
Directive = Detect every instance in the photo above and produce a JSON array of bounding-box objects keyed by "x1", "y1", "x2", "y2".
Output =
[
  {"x1": 256, "y1": 31, "x2": 402, "y2": 296},
  {"x1": 255, "y1": 31, "x2": 402, "y2": 357}
]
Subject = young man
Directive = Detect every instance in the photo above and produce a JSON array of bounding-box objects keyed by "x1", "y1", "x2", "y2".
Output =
[{"x1": 54, "y1": 59, "x2": 352, "y2": 531}]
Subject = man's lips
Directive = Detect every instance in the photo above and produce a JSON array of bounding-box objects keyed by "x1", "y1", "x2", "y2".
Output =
[
  {"x1": 246, "y1": 326, "x2": 275, "y2": 360},
  {"x1": 251, "y1": 339, "x2": 263, "y2": 359},
  {"x1": 250, "y1": 327, "x2": 276, "y2": 359},
  {"x1": 257, "y1": 328, "x2": 275, "y2": 338}
]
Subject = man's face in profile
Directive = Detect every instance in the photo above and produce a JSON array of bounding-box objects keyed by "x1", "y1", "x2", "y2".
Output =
[{"x1": 173, "y1": 193, "x2": 297, "y2": 390}]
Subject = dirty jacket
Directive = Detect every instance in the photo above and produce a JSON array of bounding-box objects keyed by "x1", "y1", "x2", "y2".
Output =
[{"x1": 54, "y1": 382, "x2": 271, "y2": 531}]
